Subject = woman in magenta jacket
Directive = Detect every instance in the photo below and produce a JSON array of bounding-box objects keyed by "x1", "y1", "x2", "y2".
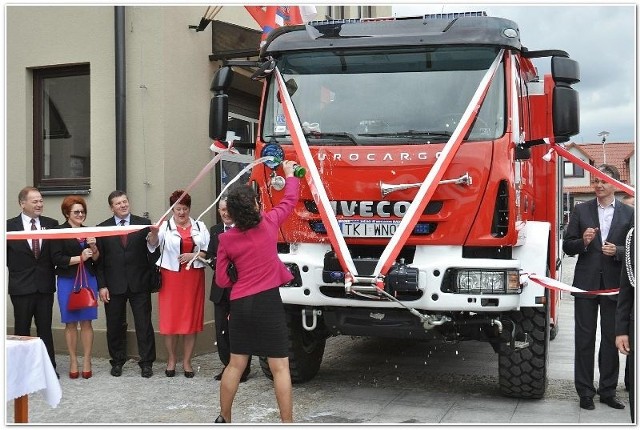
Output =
[{"x1": 215, "y1": 160, "x2": 299, "y2": 424}]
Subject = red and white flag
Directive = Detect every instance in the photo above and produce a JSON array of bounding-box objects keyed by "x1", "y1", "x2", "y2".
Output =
[{"x1": 245, "y1": 6, "x2": 317, "y2": 47}]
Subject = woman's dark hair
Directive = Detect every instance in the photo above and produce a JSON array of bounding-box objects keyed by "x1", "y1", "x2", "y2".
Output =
[
  {"x1": 169, "y1": 190, "x2": 191, "y2": 208},
  {"x1": 226, "y1": 185, "x2": 261, "y2": 231}
]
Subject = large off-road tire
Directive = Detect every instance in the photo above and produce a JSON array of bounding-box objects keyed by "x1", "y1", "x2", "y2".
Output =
[
  {"x1": 259, "y1": 309, "x2": 327, "y2": 383},
  {"x1": 498, "y1": 305, "x2": 549, "y2": 399}
]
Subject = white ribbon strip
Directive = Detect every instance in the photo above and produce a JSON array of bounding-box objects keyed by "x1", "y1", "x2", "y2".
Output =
[
  {"x1": 155, "y1": 141, "x2": 238, "y2": 226},
  {"x1": 8, "y1": 140, "x2": 238, "y2": 242},
  {"x1": 526, "y1": 273, "x2": 619, "y2": 296},
  {"x1": 186, "y1": 155, "x2": 277, "y2": 269}
]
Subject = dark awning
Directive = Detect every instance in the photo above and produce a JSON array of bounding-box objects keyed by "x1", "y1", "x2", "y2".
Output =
[{"x1": 209, "y1": 20, "x2": 261, "y2": 61}]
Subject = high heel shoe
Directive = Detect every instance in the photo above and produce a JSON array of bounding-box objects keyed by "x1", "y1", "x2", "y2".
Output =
[
  {"x1": 69, "y1": 371, "x2": 79, "y2": 379},
  {"x1": 82, "y1": 371, "x2": 92, "y2": 379},
  {"x1": 214, "y1": 414, "x2": 227, "y2": 423},
  {"x1": 184, "y1": 370, "x2": 195, "y2": 378},
  {"x1": 165, "y1": 369, "x2": 176, "y2": 377}
]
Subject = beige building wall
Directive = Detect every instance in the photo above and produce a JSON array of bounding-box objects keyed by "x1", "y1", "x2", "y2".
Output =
[
  {"x1": 5, "y1": 5, "x2": 391, "y2": 361},
  {"x1": 6, "y1": 5, "x2": 227, "y2": 360}
]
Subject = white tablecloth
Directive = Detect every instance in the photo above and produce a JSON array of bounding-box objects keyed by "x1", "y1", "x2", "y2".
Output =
[{"x1": 6, "y1": 337, "x2": 62, "y2": 408}]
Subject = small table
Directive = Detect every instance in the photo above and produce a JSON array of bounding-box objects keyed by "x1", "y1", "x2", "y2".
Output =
[{"x1": 6, "y1": 336, "x2": 62, "y2": 423}]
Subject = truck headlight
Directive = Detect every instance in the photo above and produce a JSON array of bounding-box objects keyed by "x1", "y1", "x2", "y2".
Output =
[{"x1": 442, "y1": 269, "x2": 521, "y2": 294}]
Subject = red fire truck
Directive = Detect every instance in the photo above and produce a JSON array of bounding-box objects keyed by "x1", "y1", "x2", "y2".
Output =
[{"x1": 209, "y1": 12, "x2": 580, "y2": 398}]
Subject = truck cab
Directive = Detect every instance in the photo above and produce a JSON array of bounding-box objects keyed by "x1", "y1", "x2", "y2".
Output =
[{"x1": 210, "y1": 13, "x2": 579, "y2": 398}]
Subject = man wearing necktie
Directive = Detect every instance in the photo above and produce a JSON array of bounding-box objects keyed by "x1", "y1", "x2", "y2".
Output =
[
  {"x1": 205, "y1": 198, "x2": 251, "y2": 382},
  {"x1": 96, "y1": 190, "x2": 157, "y2": 378},
  {"x1": 6, "y1": 186, "x2": 60, "y2": 373},
  {"x1": 563, "y1": 164, "x2": 634, "y2": 411}
]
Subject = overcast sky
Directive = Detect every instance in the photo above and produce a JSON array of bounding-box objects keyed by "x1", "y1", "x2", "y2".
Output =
[{"x1": 392, "y1": 4, "x2": 636, "y2": 144}]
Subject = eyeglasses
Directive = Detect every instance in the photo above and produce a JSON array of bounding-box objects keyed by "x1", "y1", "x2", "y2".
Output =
[{"x1": 71, "y1": 210, "x2": 86, "y2": 215}]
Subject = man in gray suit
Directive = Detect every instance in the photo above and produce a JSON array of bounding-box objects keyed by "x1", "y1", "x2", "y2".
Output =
[
  {"x1": 96, "y1": 190, "x2": 156, "y2": 378},
  {"x1": 563, "y1": 164, "x2": 634, "y2": 411}
]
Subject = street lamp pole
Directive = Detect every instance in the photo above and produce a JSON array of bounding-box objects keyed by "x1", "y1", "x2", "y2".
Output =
[{"x1": 598, "y1": 131, "x2": 610, "y2": 164}]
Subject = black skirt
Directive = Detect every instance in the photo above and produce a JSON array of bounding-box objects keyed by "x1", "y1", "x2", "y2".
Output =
[{"x1": 229, "y1": 287, "x2": 289, "y2": 358}]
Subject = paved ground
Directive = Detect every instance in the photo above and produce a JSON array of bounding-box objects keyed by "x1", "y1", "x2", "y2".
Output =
[{"x1": 4, "y1": 257, "x2": 633, "y2": 425}]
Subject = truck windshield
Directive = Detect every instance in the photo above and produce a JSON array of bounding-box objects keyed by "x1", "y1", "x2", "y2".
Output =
[{"x1": 262, "y1": 46, "x2": 505, "y2": 145}]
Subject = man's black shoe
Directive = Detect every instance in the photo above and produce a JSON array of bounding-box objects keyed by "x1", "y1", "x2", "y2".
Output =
[
  {"x1": 141, "y1": 366, "x2": 153, "y2": 378},
  {"x1": 600, "y1": 396, "x2": 625, "y2": 409},
  {"x1": 579, "y1": 396, "x2": 595, "y2": 410},
  {"x1": 110, "y1": 365, "x2": 123, "y2": 377}
]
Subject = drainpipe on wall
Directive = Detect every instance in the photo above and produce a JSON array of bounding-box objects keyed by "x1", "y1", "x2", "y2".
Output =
[{"x1": 115, "y1": 6, "x2": 127, "y2": 191}]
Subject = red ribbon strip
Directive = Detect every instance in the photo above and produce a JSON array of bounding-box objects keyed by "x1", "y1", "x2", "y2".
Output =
[{"x1": 550, "y1": 144, "x2": 634, "y2": 196}]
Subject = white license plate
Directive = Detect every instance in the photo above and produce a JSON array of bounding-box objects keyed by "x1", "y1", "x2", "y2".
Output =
[{"x1": 339, "y1": 220, "x2": 400, "y2": 238}]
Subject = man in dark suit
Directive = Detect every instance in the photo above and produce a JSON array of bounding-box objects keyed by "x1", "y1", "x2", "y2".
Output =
[
  {"x1": 205, "y1": 198, "x2": 251, "y2": 382},
  {"x1": 96, "y1": 190, "x2": 156, "y2": 378},
  {"x1": 563, "y1": 164, "x2": 634, "y2": 411},
  {"x1": 6, "y1": 186, "x2": 59, "y2": 373},
  {"x1": 616, "y1": 227, "x2": 635, "y2": 422}
]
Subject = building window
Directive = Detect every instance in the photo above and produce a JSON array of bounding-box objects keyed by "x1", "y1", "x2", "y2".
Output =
[
  {"x1": 563, "y1": 161, "x2": 584, "y2": 178},
  {"x1": 33, "y1": 64, "x2": 90, "y2": 193}
]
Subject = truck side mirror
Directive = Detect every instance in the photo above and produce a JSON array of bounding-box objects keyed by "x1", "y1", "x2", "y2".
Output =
[
  {"x1": 551, "y1": 57, "x2": 580, "y2": 142},
  {"x1": 209, "y1": 95, "x2": 229, "y2": 141},
  {"x1": 552, "y1": 85, "x2": 579, "y2": 142},
  {"x1": 209, "y1": 67, "x2": 234, "y2": 141},
  {"x1": 551, "y1": 57, "x2": 579, "y2": 85},
  {"x1": 210, "y1": 66, "x2": 234, "y2": 92}
]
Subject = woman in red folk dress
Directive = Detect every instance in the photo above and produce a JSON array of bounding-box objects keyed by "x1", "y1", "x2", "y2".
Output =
[{"x1": 147, "y1": 190, "x2": 209, "y2": 378}]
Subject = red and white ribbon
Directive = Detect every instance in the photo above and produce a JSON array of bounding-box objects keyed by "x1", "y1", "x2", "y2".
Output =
[
  {"x1": 275, "y1": 50, "x2": 503, "y2": 280},
  {"x1": 525, "y1": 273, "x2": 619, "y2": 296},
  {"x1": 8, "y1": 140, "x2": 238, "y2": 242},
  {"x1": 6, "y1": 224, "x2": 146, "y2": 240},
  {"x1": 546, "y1": 140, "x2": 634, "y2": 196},
  {"x1": 274, "y1": 67, "x2": 359, "y2": 277},
  {"x1": 373, "y1": 50, "x2": 503, "y2": 277},
  {"x1": 155, "y1": 140, "x2": 238, "y2": 226}
]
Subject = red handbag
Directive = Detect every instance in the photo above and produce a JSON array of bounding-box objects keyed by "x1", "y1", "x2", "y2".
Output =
[{"x1": 68, "y1": 259, "x2": 98, "y2": 311}]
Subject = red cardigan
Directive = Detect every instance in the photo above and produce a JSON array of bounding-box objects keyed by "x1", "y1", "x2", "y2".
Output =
[{"x1": 215, "y1": 177, "x2": 300, "y2": 300}]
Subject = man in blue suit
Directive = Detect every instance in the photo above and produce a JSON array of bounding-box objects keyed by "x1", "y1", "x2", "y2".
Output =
[{"x1": 563, "y1": 164, "x2": 634, "y2": 411}]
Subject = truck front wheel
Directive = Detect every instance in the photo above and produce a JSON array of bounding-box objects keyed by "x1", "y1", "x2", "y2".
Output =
[
  {"x1": 259, "y1": 309, "x2": 327, "y2": 383},
  {"x1": 498, "y1": 305, "x2": 549, "y2": 399}
]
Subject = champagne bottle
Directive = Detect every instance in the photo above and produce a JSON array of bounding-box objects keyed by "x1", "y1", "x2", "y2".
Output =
[
  {"x1": 272, "y1": 156, "x2": 306, "y2": 178},
  {"x1": 293, "y1": 164, "x2": 306, "y2": 178}
]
